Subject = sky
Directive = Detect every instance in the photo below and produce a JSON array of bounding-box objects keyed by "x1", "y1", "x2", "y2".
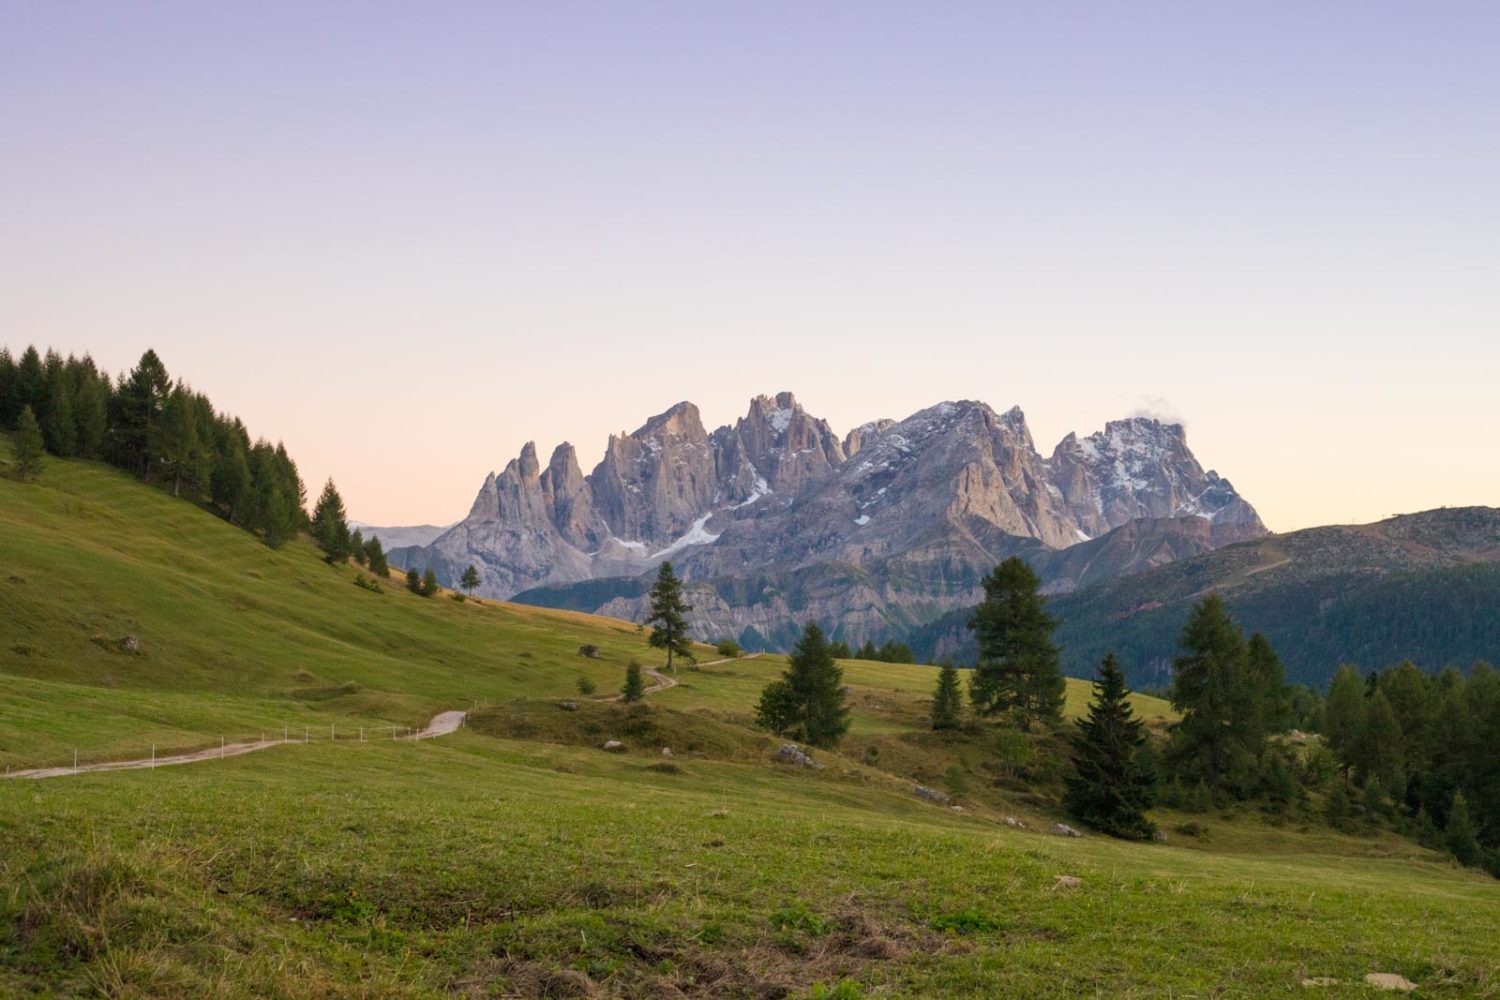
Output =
[{"x1": 2, "y1": 2, "x2": 1496, "y2": 532}]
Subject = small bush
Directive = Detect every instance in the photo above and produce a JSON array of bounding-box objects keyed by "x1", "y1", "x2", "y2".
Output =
[
  {"x1": 449, "y1": 592, "x2": 466, "y2": 603},
  {"x1": 715, "y1": 638, "x2": 742, "y2": 658},
  {"x1": 578, "y1": 644, "x2": 601, "y2": 658},
  {"x1": 353, "y1": 574, "x2": 382, "y2": 594},
  {"x1": 931, "y1": 908, "x2": 1001, "y2": 934},
  {"x1": 576, "y1": 675, "x2": 597, "y2": 696}
]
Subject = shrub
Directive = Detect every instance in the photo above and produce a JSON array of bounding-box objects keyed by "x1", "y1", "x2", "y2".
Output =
[
  {"x1": 576, "y1": 675, "x2": 597, "y2": 696},
  {"x1": 449, "y1": 592, "x2": 466, "y2": 603},
  {"x1": 353, "y1": 574, "x2": 382, "y2": 594},
  {"x1": 578, "y1": 644, "x2": 601, "y2": 658},
  {"x1": 715, "y1": 638, "x2": 742, "y2": 658}
]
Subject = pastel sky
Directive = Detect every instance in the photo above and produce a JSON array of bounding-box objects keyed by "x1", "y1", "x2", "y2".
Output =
[{"x1": 2, "y1": 2, "x2": 1496, "y2": 531}]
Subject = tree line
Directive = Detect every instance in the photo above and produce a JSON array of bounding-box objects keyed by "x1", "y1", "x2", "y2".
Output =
[{"x1": 2, "y1": 346, "x2": 307, "y2": 546}]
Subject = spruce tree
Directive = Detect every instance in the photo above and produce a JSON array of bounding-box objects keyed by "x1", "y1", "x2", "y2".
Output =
[
  {"x1": 406, "y1": 568, "x2": 422, "y2": 593},
  {"x1": 0, "y1": 347, "x2": 16, "y2": 428},
  {"x1": 113, "y1": 349, "x2": 171, "y2": 476},
  {"x1": 931, "y1": 662, "x2": 963, "y2": 731},
  {"x1": 154, "y1": 384, "x2": 206, "y2": 497},
  {"x1": 967, "y1": 556, "x2": 1064, "y2": 729},
  {"x1": 645, "y1": 561, "x2": 695, "y2": 672},
  {"x1": 349, "y1": 529, "x2": 368, "y2": 566},
  {"x1": 310, "y1": 478, "x2": 352, "y2": 563},
  {"x1": 1354, "y1": 688, "x2": 1404, "y2": 786},
  {"x1": 1164, "y1": 594, "x2": 1262, "y2": 796},
  {"x1": 622, "y1": 661, "x2": 645, "y2": 703},
  {"x1": 365, "y1": 535, "x2": 390, "y2": 577},
  {"x1": 13, "y1": 405, "x2": 45, "y2": 480},
  {"x1": 461, "y1": 564, "x2": 481, "y2": 594},
  {"x1": 420, "y1": 568, "x2": 439, "y2": 597},
  {"x1": 1065, "y1": 653, "x2": 1158, "y2": 840},
  {"x1": 755, "y1": 622, "x2": 851, "y2": 748},
  {"x1": 71, "y1": 356, "x2": 109, "y2": 459},
  {"x1": 41, "y1": 357, "x2": 77, "y2": 457}
]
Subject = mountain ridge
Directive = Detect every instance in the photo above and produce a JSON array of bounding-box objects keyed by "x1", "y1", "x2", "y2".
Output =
[{"x1": 393, "y1": 392, "x2": 1264, "y2": 645}]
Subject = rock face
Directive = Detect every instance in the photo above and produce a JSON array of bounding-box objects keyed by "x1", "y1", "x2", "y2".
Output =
[{"x1": 392, "y1": 393, "x2": 1266, "y2": 648}]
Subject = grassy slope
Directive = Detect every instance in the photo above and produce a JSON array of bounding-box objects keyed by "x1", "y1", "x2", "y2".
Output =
[{"x1": 3, "y1": 449, "x2": 1499, "y2": 997}]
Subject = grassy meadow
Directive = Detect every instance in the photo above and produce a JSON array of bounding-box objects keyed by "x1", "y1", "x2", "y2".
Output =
[{"x1": 3, "y1": 445, "x2": 1499, "y2": 998}]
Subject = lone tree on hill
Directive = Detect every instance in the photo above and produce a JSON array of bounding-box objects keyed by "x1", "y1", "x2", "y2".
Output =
[
  {"x1": 310, "y1": 478, "x2": 351, "y2": 563},
  {"x1": 622, "y1": 660, "x2": 645, "y2": 703},
  {"x1": 406, "y1": 568, "x2": 422, "y2": 593},
  {"x1": 461, "y1": 564, "x2": 481, "y2": 595},
  {"x1": 13, "y1": 405, "x2": 45, "y2": 481},
  {"x1": 645, "y1": 561, "x2": 695, "y2": 672},
  {"x1": 967, "y1": 556, "x2": 1064, "y2": 729},
  {"x1": 1065, "y1": 653, "x2": 1158, "y2": 840},
  {"x1": 754, "y1": 622, "x2": 850, "y2": 748},
  {"x1": 420, "y1": 568, "x2": 440, "y2": 597},
  {"x1": 931, "y1": 661, "x2": 963, "y2": 731}
]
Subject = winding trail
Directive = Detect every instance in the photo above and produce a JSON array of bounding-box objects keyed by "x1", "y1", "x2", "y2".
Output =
[
  {"x1": 598, "y1": 652, "x2": 761, "y2": 704},
  {"x1": 4, "y1": 709, "x2": 470, "y2": 781}
]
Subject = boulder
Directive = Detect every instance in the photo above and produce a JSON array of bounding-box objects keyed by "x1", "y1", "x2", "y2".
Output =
[
  {"x1": 601, "y1": 740, "x2": 625, "y2": 752},
  {"x1": 661, "y1": 747, "x2": 673, "y2": 757},
  {"x1": 1053, "y1": 823, "x2": 1083, "y2": 838},
  {"x1": 774, "y1": 744, "x2": 819, "y2": 768},
  {"x1": 914, "y1": 785, "x2": 952, "y2": 805},
  {"x1": 559, "y1": 700, "x2": 578, "y2": 711},
  {"x1": 1004, "y1": 816, "x2": 1025, "y2": 829},
  {"x1": 1052, "y1": 875, "x2": 1083, "y2": 890}
]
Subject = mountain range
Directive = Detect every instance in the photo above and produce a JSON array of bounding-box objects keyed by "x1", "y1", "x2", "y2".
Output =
[{"x1": 390, "y1": 393, "x2": 1265, "y2": 648}]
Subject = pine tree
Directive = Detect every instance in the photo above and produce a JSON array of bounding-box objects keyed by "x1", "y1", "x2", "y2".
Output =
[
  {"x1": 420, "y1": 568, "x2": 439, "y2": 597},
  {"x1": 13, "y1": 405, "x2": 45, "y2": 480},
  {"x1": 13, "y1": 347, "x2": 45, "y2": 425},
  {"x1": 113, "y1": 349, "x2": 171, "y2": 476},
  {"x1": 72, "y1": 360, "x2": 109, "y2": 460},
  {"x1": 931, "y1": 662, "x2": 963, "y2": 731},
  {"x1": 1446, "y1": 790, "x2": 1482, "y2": 867},
  {"x1": 855, "y1": 641, "x2": 879, "y2": 660},
  {"x1": 349, "y1": 528, "x2": 367, "y2": 566},
  {"x1": 967, "y1": 556, "x2": 1064, "y2": 729},
  {"x1": 828, "y1": 640, "x2": 852, "y2": 659},
  {"x1": 310, "y1": 478, "x2": 351, "y2": 563},
  {"x1": 645, "y1": 561, "x2": 695, "y2": 672},
  {"x1": 406, "y1": 568, "x2": 422, "y2": 593},
  {"x1": 461, "y1": 564, "x2": 481, "y2": 594},
  {"x1": 1065, "y1": 653, "x2": 1158, "y2": 840},
  {"x1": 0, "y1": 347, "x2": 17, "y2": 428},
  {"x1": 211, "y1": 440, "x2": 252, "y2": 523},
  {"x1": 1246, "y1": 632, "x2": 1290, "y2": 733},
  {"x1": 754, "y1": 622, "x2": 850, "y2": 748},
  {"x1": 622, "y1": 661, "x2": 645, "y2": 703},
  {"x1": 365, "y1": 535, "x2": 390, "y2": 577}
]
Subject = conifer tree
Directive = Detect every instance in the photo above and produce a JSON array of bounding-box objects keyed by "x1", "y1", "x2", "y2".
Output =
[
  {"x1": 41, "y1": 356, "x2": 77, "y2": 457},
  {"x1": 13, "y1": 405, "x2": 45, "y2": 480},
  {"x1": 1446, "y1": 790, "x2": 1482, "y2": 867},
  {"x1": 14, "y1": 347, "x2": 45, "y2": 424},
  {"x1": 1354, "y1": 688, "x2": 1403, "y2": 786},
  {"x1": 1322, "y1": 664, "x2": 1367, "y2": 780},
  {"x1": 420, "y1": 568, "x2": 439, "y2": 597},
  {"x1": 310, "y1": 478, "x2": 351, "y2": 563},
  {"x1": 154, "y1": 384, "x2": 206, "y2": 496},
  {"x1": 967, "y1": 556, "x2": 1064, "y2": 728},
  {"x1": 1164, "y1": 594, "x2": 1265, "y2": 796},
  {"x1": 406, "y1": 568, "x2": 422, "y2": 593},
  {"x1": 365, "y1": 535, "x2": 390, "y2": 577},
  {"x1": 113, "y1": 349, "x2": 171, "y2": 476},
  {"x1": 1065, "y1": 653, "x2": 1158, "y2": 840},
  {"x1": 622, "y1": 660, "x2": 645, "y2": 703},
  {"x1": 72, "y1": 360, "x2": 109, "y2": 460},
  {"x1": 645, "y1": 561, "x2": 695, "y2": 672},
  {"x1": 828, "y1": 640, "x2": 852, "y2": 659},
  {"x1": 931, "y1": 662, "x2": 963, "y2": 731},
  {"x1": 755, "y1": 622, "x2": 851, "y2": 748},
  {"x1": 349, "y1": 528, "x2": 367, "y2": 566},
  {"x1": 461, "y1": 564, "x2": 481, "y2": 594},
  {"x1": 0, "y1": 347, "x2": 17, "y2": 428}
]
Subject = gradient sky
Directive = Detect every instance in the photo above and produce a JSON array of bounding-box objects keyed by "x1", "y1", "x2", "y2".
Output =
[{"x1": 2, "y1": 2, "x2": 1497, "y2": 531}]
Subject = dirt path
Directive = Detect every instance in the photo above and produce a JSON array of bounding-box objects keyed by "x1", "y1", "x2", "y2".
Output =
[
  {"x1": 4, "y1": 709, "x2": 470, "y2": 781},
  {"x1": 598, "y1": 652, "x2": 761, "y2": 704}
]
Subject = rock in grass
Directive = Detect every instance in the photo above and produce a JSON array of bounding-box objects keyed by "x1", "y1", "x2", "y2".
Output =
[
  {"x1": 775, "y1": 744, "x2": 815, "y2": 767},
  {"x1": 1052, "y1": 875, "x2": 1083, "y2": 890},
  {"x1": 1004, "y1": 816, "x2": 1025, "y2": 829},
  {"x1": 914, "y1": 785, "x2": 952, "y2": 805},
  {"x1": 1053, "y1": 823, "x2": 1084, "y2": 838},
  {"x1": 1364, "y1": 973, "x2": 1417, "y2": 992},
  {"x1": 1300, "y1": 978, "x2": 1340, "y2": 987},
  {"x1": 560, "y1": 700, "x2": 578, "y2": 711},
  {"x1": 602, "y1": 740, "x2": 625, "y2": 752}
]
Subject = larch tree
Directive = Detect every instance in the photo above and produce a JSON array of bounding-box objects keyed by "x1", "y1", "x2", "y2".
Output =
[{"x1": 931, "y1": 662, "x2": 963, "y2": 731}]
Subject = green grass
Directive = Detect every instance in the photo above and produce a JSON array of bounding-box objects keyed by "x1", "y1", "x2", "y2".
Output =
[{"x1": 3, "y1": 447, "x2": 1499, "y2": 997}]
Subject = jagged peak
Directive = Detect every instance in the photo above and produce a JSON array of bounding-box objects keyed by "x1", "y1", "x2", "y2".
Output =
[
  {"x1": 517, "y1": 441, "x2": 541, "y2": 480},
  {"x1": 634, "y1": 400, "x2": 704, "y2": 438}
]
